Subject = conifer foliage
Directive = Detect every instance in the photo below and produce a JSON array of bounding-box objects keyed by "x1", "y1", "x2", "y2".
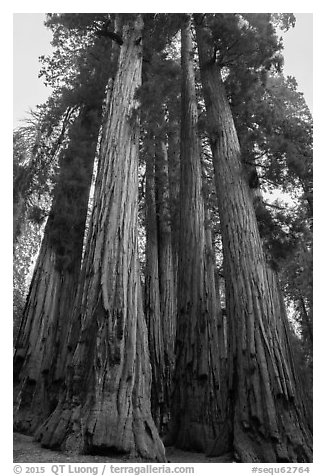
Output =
[{"x1": 14, "y1": 13, "x2": 312, "y2": 462}]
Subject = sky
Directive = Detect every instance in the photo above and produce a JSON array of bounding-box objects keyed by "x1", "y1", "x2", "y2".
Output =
[
  {"x1": 13, "y1": 13, "x2": 313, "y2": 128},
  {"x1": 280, "y1": 13, "x2": 313, "y2": 112},
  {"x1": 13, "y1": 13, "x2": 53, "y2": 128}
]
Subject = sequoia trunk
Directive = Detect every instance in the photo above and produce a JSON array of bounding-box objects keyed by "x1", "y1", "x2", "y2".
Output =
[
  {"x1": 155, "y1": 139, "x2": 177, "y2": 433},
  {"x1": 144, "y1": 146, "x2": 165, "y2": 431},
  {"x1": 168, "y1": 15, "x2": 224, "y2": 452},
  {"x1": 34, "y1": 15, "x2": 165, "y2": 461},
  {"x1": 13, "y1": 105, "x2": 101, "y2": 434},
  {"x1": 195, "y1": 15, "x2": 312, "y2": 462},
  {"x1": 144, "y1": 130, "x2": 177, "y2": 435},
  {"x1": 167, "y1": 119, "x2": 180, "y2": 277}
]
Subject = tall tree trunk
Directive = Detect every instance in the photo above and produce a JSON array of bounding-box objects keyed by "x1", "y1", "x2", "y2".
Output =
[
  {"x1": 13, "y1": 105, "x2": 101, "y2": 434},
  {"x1": 168, "y1": 15, "x2": 225, "y2": 453},
  {"x1": 166, "y1": 118, "x2": 180, "y2": 282},
  {"x1": 195, "y1": 14, "x2": 312, "y2": 462},
  {"x1": 155, "y1": 138, "x2": 177, "y2": 434},
  {"x1": 300, "y1": 297, "x2": 313, "y2": 346},
  {"x1": 144, "y1": 130, "x2": 177, "y2": 435},
  {"x1": 204, "y1": 203, "x2": 229, "y2": 412},
  {"x1": 144, "y1": 144, "x2": 165, "y2": 432},
  {"x1": 34, "y1": 15, "x2": 165, "y2": 461}
]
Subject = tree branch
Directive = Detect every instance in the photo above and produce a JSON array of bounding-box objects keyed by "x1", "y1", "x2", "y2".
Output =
[{"x1": 95, "y1": 21, "x2": 123, "y2": 45}]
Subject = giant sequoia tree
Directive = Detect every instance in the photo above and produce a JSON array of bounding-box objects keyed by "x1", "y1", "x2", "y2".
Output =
[
  {"x1": 194, "y1": 13, "x2": 312, "y2": 462},
  {"x1": 34, "y1": 14, "x2": 165, "y2": 461},
  {"x1": 13, "y1": 104, "x2": 102, "y2": 434},
  {"x1": 140, "y1": 27, "x2": 180, "y2": 433},
  {"x1": 144, "y1": 133, "x2": 177, "y2": 434},
  {"x1": 168, "y1": 14, "x2": 225, "y2": 452},
  {"x1": 13, "y1": 14, "x2": 113, "y2": 433}
]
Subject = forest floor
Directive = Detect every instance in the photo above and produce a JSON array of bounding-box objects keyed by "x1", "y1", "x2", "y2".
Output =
[{"x1": 13, "y1": 432, "x2": 234, "y2": 464}]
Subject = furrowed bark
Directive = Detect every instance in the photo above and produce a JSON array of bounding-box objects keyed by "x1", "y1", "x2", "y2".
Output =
[
  {"x1": 155, "y1": 138, "x2": 177, "y2": 433},
  {"x1": 168, "y1": 15, "x2": 225, "y2": 452},
  {"x1": 144, "y1": 128, "x2": 177, "y2": 435},
  {"x1": 34, "y1": 15, "x2": 165, "y2": 461},
  {"x1": 13, "y1": 105, "x2": 101, "y2": 434},
  {"x1": 167, "y1": 118, "x2": 180, "y2": 287},
  {"x1": 144, "y1": 145, "x2": 165, "y2": 431},
  {"x1": 195, "y1": 14, "x2": 312, "y2": 462}
]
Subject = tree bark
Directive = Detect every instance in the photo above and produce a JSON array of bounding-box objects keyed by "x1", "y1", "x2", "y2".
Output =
[
  {"x1": 300, "y1": 297, "x2": 313, "y2": 345},
  {"x1": 168, "y1": 15, "x2": 225, "y2": 453},
  {"x1": 155, "y1": 138, "x2": 177, "y2": 433},
  {"x1": 34, "y1": 15, "x2": 165, "y2": 461},
  {"x1": 144, "y1": 124, "x2": 177, "y2": 436},
  {"x1": 13, "y1": 105, "x2": 101, "y2": 434},
  {"x1": 144, "y1": 143, "x2": 164, "y2": 431},
  {"x1": 166, "y1": 119, "x2": 180, "y2": 281},
  {"x1": 195, "y1": 14, "x2": 312, "y2": 462}
]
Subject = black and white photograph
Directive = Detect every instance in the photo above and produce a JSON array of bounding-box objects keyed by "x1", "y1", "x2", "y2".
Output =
[{"x1": 11, "y1": 5, "x2": 316, "y2": 474}]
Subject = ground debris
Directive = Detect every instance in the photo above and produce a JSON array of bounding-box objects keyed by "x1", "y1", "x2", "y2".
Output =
[{"x1": 14, "y1": 432, "x2": 234, "y2": 463}]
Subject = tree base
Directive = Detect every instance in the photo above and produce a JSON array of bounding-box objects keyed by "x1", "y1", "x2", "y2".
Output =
[
  {"x1": 208, "y1": 417, "x2": 312, "y2": 462},
  {"x1": 34, "y1": 399, "x2": 166, "y2": 462}
]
